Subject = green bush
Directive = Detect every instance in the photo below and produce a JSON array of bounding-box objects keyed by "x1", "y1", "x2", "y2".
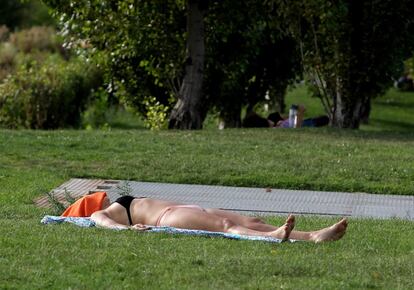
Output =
[
  {"x1": 0, "y1": 42, "x2": 17, "y2": 80},
  {"x1": 81, "y1": 87, "x2": 113, "y2": 130},
  {"x1": 0, "y1": 55, "x2": 102, "y2": 129},
  {"x1": 0, "y1": 26, "x2": 10, "y2": 42},
  {"x1": 0, "y1": 26, "x2": 67, "y2": 83},
  {"x1": 404, "y1": 57, "x2": 414, "y2": 76},
  {"x1": 142, "y1": 96, "x2": 169, "y2": 130},
  {"x1": 0, "y1": 0, "x2": 55, "y2": 30},
  {"x1": 9, "y1": 26, "x2": 61, "y2": 54}
]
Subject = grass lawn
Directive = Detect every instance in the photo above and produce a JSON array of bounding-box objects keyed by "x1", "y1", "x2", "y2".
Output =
[{"x1": 0, "y1": 88, "x2": 413, "y2": 289}]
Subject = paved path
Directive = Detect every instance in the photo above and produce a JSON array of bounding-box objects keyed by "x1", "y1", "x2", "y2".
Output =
[{"x1": 41, "y1": 178, "x2": 414, "y2": 220}]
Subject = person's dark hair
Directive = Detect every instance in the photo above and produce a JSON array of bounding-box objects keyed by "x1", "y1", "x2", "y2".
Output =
[
  {"x1": 242, "y1": 112, "x2": 269, "y2": 128},
  {"x1": 267, "y1": 112, "x2": 284, "y2": 124}
]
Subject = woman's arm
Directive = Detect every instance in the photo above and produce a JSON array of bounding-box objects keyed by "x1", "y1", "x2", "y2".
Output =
[
  {"x1": 90, "y1": 210, "x2": 129, "y2": 230},
  {"x1": 91, "y1": 210, "x2": 150, "y2": 231}
]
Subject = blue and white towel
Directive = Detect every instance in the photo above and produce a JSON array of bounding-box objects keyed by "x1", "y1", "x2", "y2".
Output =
[{"x1": 41, "y1": 215, "x2": 291, "y2": 243}]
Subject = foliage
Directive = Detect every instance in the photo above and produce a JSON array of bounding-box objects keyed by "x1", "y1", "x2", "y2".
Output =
[
  {"x1": 0, "y1": 0, "x2": 55, "y2": 30},
  {"x1": 272, "y1": 0, "x2": 414, "y2": 128},
  {"x1": 0, "y1": 25, "x2": 106, "y2": 129},
  {"x1": 45, "y1": 188, "x2": 76, "y2": 215},
  {"x1": 0, "y1": 42, "x2": 17, "y2": 80},
  {"x1": 0, "y1": 26, "x2": 66, "y2": 83},
  {"x1": 142, "y1": 96, "x2": 169, "y2": 130},
  {"x1": 9, "y1": 26, "x2": 62, "y2": 54},
  {"x1": 43, "y1": 0, "x2": 302, "y2": 128},
  {"x1": 204, "y1": 1, "x2": 300, "y2": 127},
  {"x1": 43, "y1": 0, "x2": 186, "y2": 121},
  {"x1": 116, "y1": 181, "x2": 133, "y2": 196},
  {"x1": 0, "y1": 26, "x2": 10, "y2": 42},
  {"x1": 45, "y1": 191, "x2": 66, "y2": 214},
  {"x1": 81, "y1": 87, "x2": 113, "y2": 130},
  {"x1": 43, "y1": 0, "x2": 414, "y2": 129},
  {"x1": 0, "y1": 55, "x2": 102, "y2": 129}
]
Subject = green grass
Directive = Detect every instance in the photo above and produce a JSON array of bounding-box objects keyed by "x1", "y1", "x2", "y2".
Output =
[
  {"x1": 1, "y1": 217, "x2": 413, "y2": 289},
  {"x1": 1, "y1": 87, "x2": 414, "y2": 289},
  {"x1": 362, "y1": 88, "x2": 414, "y2": 132}
]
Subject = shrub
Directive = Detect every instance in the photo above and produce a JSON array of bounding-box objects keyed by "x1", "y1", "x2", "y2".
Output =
[
  {"x1": 0, "y1": 25, "x2": 10, "y2": 42},
  {"x1": 0, "y1": 42, "x2": 17, "y2": 80},
  {"x1": 0, "y1": 55, "x2": 103, "y2": 129},
  {"x1": 81, "y1": 87, "x2": 113, "y2": 130},
  {"x1": 142, "y1": 96, "x2": 169, "y2": 130},
  {"x1": 9, "y1": 26, "x2": 62, "y2": 54},
  {"x1": 0, "y1": 26, "x2": 68, "y2": 83}
]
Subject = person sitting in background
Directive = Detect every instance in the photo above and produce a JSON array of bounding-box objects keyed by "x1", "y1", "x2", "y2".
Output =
[
  {"x1": 62, "y1": 192, "x2": 348, "y2": 243},
  {"x1": 242, "y1": 105, "x2": 329, "y2": 128},
  {"x1": 242, "y1": 111, "x2": 282, "y2": 128}
]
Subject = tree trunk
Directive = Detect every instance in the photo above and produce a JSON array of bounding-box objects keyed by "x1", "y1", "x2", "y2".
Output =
[
  {"x1": 359, "y1": 97, "x2": 371, "y2": 124},
  {"x1": 168, "y1": 0, "x2": 205, "y2": 129},
  {"x1": 331, "y1": 0, "x2": 366, "y2": 129},
  {"x1": 269, "y1": 83, "x2": 287, "y2": 113},
  {"x1": 331, "y1": 85, "x2": 366, "y2": 129}
]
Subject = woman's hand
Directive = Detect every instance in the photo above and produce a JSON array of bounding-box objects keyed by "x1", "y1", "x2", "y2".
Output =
[{"x1": 130, "y1": 224, "x2": 151, "y2": 231}]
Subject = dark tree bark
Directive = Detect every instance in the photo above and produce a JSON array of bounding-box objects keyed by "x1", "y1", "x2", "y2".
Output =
[
  {"x1": 270, "y1": 83, "x2": 288, "y2": 113},
  {"x1": 169, "y1": 0, "x2": 206, "y2": 129},
  {"x1": 332, "y1": 90, "x2": 366, "y2": 129},
  {"x1": 331, "y1": 0, "x2": 365, "y2": 129},
  {"x1": 359, "y1": 97, "x2": 371, "y2": 124}
]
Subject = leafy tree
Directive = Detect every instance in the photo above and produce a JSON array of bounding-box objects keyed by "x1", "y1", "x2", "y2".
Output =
[
  {"x1": 272, "y1": 0, "x2": 414, "y2": 128},
  {"x1": 43, "y1": 0, "x2": 300, "y2": 129},
  {"x1": 204, "y1": 1, "x2": 299, "y2": 127},
  {"x1": 43, "y1": 0, "x2": 208, "y2": 128}
]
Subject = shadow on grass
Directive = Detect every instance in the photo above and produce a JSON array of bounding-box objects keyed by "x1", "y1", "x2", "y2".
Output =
[
  {"x1": 368, "y1": 118, "x2": 414, "y2": 132},
  {"x1": 375, "y1": 99, "x2": 414, "y2": 108},
  {"x1": 109, "y1": 121, "x2": 146, "y2": 130},
  {"x1": 300, "y1": 126, "x2": 414, "y2": 142},
  {"x1": 375, "y1": 90, "x2": 414, "y2": 106}
]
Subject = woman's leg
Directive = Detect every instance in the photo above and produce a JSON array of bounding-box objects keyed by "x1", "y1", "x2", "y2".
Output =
[
  {"x1": 159, "y1": 207, "x2": 295, "y2": 240},
  {"x1": 204, "y1": 208, "x2": 278, "y2": 232},
  {"x1": 293, "y1": 218, "x2": 348, "y2": 243},
  {"x1": 204, "y1": 209, "x2": 348, "y2": 243}
]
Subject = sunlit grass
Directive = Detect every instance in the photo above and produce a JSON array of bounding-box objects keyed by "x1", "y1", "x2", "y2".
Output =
[{"x1": 1, "y1": 87, "x2": 413, "y2": 289}]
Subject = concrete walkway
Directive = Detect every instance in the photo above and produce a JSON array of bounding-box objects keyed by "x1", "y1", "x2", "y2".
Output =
[{"x1": 39, "y1": 178, "x2": 414, "y2": 221}]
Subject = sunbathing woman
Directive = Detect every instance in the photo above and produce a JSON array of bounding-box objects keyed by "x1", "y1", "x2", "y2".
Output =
[{"x1": 72, "y1": 193, "x2": 348, "y2": 243}]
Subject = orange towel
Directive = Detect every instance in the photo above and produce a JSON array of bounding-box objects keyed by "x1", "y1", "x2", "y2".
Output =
[{"x1": 61, "y1": 192, "x2": 107, "y2": 217}]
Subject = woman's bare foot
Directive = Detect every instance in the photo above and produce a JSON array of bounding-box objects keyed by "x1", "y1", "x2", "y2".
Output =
[
  {"x1": 310, "y1": 218, "x2": 348, "y2": 243},
  {"x1": 270, "y1": 215, "x2": 295, "y2": 241}
]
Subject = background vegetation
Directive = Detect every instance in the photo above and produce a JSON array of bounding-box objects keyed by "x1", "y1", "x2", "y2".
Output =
[
  {"x1": 0, "y1": 1, "x2": 105, "y2": 129},
  {"x1": 1, "y1": 1, "x2": 413, "y2": 130},
  {"x1": 43, "y1": 0, "x2": 414, "y2": 129}
]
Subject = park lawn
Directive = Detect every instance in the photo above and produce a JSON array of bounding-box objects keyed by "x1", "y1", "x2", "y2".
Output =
[
  {"x1": 0, "y1": 88, "x2": 413, "y2": 289},
  {"x1": 1, "y1": 216, "x2": 413, "y2": 289}
]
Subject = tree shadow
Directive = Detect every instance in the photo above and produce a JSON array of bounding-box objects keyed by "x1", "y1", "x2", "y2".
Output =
[
  {"x1": 368, "y1": 118, "x2": 414, "y2": 132},
  {"x1": 109, "y1": 121, "x2": 146, "y2": 130},
  {"x1": 375, "y1": 99, "x2": 414, "y2": 108},
  {"x1": 302, "y1": 126, "x2": 414, "y2": 142}
]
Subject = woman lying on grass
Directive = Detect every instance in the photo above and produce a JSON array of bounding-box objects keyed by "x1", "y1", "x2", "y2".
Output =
[{"x1": 63, "y1": 192, "x2": 348, "y2": 243}]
